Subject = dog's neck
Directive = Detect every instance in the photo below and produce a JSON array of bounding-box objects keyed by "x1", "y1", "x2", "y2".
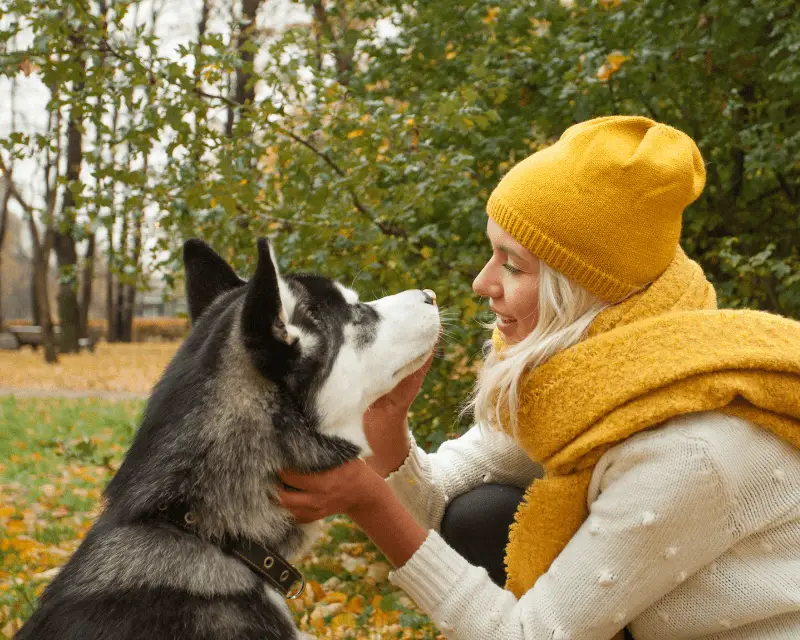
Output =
[
  {"x1": 178, "y1": 492, "x2": 315, "y2": 561},
  {"x1": 154, "y1": 500, "x2": 308, "y2": 597}
]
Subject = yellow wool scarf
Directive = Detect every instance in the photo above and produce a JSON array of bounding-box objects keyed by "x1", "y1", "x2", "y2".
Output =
[{"x1": 494, "y1": 246, "x2": 800, "y2": 598}]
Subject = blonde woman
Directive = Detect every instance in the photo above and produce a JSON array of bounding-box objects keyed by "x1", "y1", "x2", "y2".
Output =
[{"x1": 278, "y1": 116, "x2": 800, "y2": 639}]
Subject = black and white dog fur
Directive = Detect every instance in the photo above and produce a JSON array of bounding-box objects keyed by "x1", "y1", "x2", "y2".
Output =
[{"x1": 16, "y1": 238, "x2": 440, "y2": 640}]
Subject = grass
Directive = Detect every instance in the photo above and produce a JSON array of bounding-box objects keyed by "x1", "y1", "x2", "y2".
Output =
[{"x1": 0, "y1": 397, "x2": 442, "y2": 639}]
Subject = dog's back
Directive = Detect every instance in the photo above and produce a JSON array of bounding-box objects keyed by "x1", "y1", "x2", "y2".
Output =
[
  {"x1": 19, "y1": 571, "x2": 294, "y2": 640},
  {"x1": 17, "y1": 461, "x2": 301, "y2": 640}
]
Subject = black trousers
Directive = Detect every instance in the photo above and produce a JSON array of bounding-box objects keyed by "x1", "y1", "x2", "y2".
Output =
[
  {"x1": 440, "y1": 483, "x2": 525, "y2": 587},
  {"x1": 440, "y1": 484, "x2": 634, "y2": 639}
]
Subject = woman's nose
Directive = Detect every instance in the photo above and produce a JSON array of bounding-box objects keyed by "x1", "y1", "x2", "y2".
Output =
[{"x1": 473, "y1": 264, "x2": 501, "y2": 298}]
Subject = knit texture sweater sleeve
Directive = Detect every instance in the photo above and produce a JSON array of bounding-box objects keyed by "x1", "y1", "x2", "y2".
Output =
[
  {"x1": 385, "y1": 423, "x2": 542, "y2": 531},
  {"x1": 389, "y1": 414, "x2": 745, "y2": 640}
]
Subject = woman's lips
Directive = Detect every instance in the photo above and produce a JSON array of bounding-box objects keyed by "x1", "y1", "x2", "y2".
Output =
[{"x1": 494, "y1": 313, "x2": 517, "y2": 329}]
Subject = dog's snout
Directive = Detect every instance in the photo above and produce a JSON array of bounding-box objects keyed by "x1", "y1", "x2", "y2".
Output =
[{"x1": 422, "y1": 289, "x2": 437, "y2": 306}]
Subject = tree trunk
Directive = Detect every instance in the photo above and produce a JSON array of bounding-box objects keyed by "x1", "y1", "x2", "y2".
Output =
[
  {"x1": 227, "y1": 0, "x2": 263, "y2": 135},
  {"x1": 115, "y1": 207, "x2": 129, "y2": 342},
  {"x1": 122, "y1": 285, "x2": 135, "y2": 342},
  {"x1": 123, "y1": 208, "x2": 143, "y2": 341},
  {"x1": 79, "y1": 232, "x2": 95, "y2": 339},
  {"x1": 311, "y1": 0, "x2": 355, "y2": 87},
  {"x1": 234, "y1": 0, "x2": 261, "y2": 108},
  {"x1": 31, "y1": 269, "x2": 40, "y2": 326},
  {"x1": 39, "y1": 230, "x2": 57, "y2": 362},
  {"x1": 106, "y1": 230, "x2": 117, "y2": 342},
  {"x1": 28, "y1": 224, "x2": 58, "y2": 362},
  {"x1": 55, "y1": 235, "x2": 80, "y2": 352},
  {"x1": 55, "y1": 101, "x2": 84, "y2": 353},
  {"x1": 0, "y1": 176, "x2": 11, "y2": 330}
]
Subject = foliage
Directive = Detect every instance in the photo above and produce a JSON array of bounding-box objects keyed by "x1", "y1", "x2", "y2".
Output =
[
  {"x1": 1, "y1": 0, "x2": 798, "y2": 442},
  {"x1": 0, "y1": 397, "x2": 442, "y2": 638}
]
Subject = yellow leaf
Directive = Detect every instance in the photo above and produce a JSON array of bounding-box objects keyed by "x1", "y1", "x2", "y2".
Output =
[
  {"x1": 6, "y1": 520, "x2": 26, "y2": 535},
  {"x1": 347, "y1": 129, "x2": 364, "y2": 139},
  {"x1": 323, "y1": 591, "x2": 348, "y2": 604},
  {"x1": 420, "y1": 247, "x2": 433, "y2": 259},
  {"x1": 346, "y1": 594, "x2": 365, "y2": 614},
  {"x1": 210, "y1": 197, "x2": 218, "y2": 208},
  {"x1": 308, "y1": 580, "x2": 325, "y2": 601},
  {"x1": 446, "y1": 51, "x2": 457, "y2": 60},
  {"x1": 597, "y1": 50, "x2": 630, "y2": 81},
  {"x1": 607, "y1": 51, "x2": 629, "y2": 70},
  {"x1": 482, "y1": 7, "x2": 499, "y2": 23},
  {"x1": 331, "y1": 612, "x2": 357, "y2": 629}
]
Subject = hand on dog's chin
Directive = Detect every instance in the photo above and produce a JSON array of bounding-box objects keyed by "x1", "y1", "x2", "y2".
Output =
[
  {"x1": 362, "y1": 350, "x2": 435, "y2": 477},
  {"x1": 362, "y1": 349, "x2": 432, "y2": 408}
]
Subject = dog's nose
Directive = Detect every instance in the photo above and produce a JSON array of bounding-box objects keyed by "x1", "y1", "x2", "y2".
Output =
[{"x1": 422, "y1": 289, "x2": 437, "y2": 305}]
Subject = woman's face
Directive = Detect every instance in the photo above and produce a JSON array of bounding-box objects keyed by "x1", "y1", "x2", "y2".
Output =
[{"x1": 472, "y1": 218, "x2": 541, "y2": 344}]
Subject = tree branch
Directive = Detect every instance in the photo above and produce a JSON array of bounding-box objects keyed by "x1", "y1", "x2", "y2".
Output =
[
  {"x1": 194, "y1": 89, "x2": 407, "y2": 238},
  {"x1": 776, "y1": 172, "x2": 797, "y2": 203}
]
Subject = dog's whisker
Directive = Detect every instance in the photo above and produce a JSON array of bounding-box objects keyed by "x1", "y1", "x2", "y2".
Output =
[{"x1": 349, "y1": 266, "x2": 368, "y2": 291}]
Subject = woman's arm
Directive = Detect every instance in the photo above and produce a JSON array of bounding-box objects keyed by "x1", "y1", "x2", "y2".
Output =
[
  {"x1": 278, "y1": 459, "x2": 428, "y2": 568},
  {"x1": 384, "y1": 424, "x2": 542, "y2": 532},
  {"x1": 388, "y1": 424, "x2": 739, "y2": 639}
]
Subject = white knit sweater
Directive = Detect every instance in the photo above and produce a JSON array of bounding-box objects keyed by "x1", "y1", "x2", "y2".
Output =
[{"x1": 386, "y1": 411, "x2": 800, "y2": 639}]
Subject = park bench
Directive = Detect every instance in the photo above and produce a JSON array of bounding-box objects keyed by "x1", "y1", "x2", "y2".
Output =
[{"x1": 5, "y1": 325, "x2": 99, "y2": 352}]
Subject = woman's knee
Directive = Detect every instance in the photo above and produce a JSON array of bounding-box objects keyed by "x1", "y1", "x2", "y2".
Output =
[{"x1": 441, "y1": 484, "x2": 525, "y2": 552}]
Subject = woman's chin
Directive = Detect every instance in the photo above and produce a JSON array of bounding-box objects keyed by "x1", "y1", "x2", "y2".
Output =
[{"x1": 496, "y1": 318, "x2": 520, "y2": 343}]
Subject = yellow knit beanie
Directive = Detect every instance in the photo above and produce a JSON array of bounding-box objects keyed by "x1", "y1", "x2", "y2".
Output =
[{"x1": 487, "y1": 115, "x2": 706, "y2": 302}]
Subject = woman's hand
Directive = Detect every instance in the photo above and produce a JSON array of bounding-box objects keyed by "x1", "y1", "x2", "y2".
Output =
[
  {"x1": 364, "y1": 350, "x2": 436, "y2": 478},
  {"x1": 277, "y1": 459, "x2": 389, "y2": 524},
  {"x1": 277, "y1": 460, "x2": 428, "y2": 569}
]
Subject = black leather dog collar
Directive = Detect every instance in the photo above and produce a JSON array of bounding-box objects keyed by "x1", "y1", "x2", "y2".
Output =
[{"x1": 157, "y1": 503, "x2": 305, "y2": 599}]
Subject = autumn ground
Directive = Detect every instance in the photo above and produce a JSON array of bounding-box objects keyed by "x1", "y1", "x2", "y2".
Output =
[{"x1": 0, "y1": 345, "x2": 442, "y2": 638}]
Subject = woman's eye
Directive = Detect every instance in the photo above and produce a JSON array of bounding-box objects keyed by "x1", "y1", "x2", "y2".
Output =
[{"x1": 502, "y1": 262, "x2": 521, "y2": 274}]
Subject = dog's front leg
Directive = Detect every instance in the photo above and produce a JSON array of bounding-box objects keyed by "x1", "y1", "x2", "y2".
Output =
[{"x1": 278, "y1": 429, "x2": 361, "y2": 474}]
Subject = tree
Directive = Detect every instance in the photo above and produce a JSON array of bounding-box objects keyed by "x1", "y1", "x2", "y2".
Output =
[
  {"x1": 0, "y1": 169, "x2": 11, "y2": 331},
  {"x1": 1, "y1": 0, "x2": 796, "y2": 438}
]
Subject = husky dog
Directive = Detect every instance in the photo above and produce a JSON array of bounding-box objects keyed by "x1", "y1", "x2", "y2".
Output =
[{"x1": 17, "y1": 238, "x2": 440, "y2": 640}]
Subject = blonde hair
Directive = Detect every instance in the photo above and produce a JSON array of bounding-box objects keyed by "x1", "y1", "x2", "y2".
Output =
[{"x1": 463, "y1": 260, "x2": 613, "y2": 437}]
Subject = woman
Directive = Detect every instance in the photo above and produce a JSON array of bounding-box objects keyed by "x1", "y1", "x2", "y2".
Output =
[{"x1": 278, "y1": 116, "x2": 800, "y2": 639}]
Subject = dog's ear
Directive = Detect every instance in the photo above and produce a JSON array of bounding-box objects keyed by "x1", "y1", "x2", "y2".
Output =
[
  {"x1": 183, "y1": 239, "x2": 245, "y2": 323},
  {"x1": 241, "y1": 238, "x2": 298, "y2": 378}
]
